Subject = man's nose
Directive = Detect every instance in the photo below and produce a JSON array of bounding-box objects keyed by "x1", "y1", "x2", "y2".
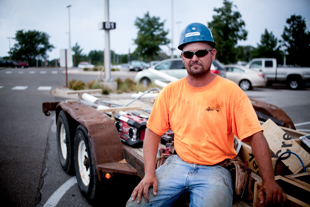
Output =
[{"x1": 191, "y1": 54, "x2": 199, "y2": 61}]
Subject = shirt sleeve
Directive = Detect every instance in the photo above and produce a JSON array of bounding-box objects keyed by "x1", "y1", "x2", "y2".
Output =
[
  {"x1": 232, "y1": 94, "x2": 263, "y2": 141},
  {"x1": 147, "y1": 87, "x2": 171, "y2": 136}
]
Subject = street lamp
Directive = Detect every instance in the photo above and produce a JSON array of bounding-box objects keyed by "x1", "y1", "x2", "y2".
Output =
[
  {"x1": 176, "y1": 21, "x2": 181, "y2": 57},
  {"x1": 171, "y1": 0, "x2": 174, "y2": 58},
  {"x1": 7, "y1": 37, "x2": 13, "y2": 59},
  {"x1": 67, "y1": 5, "x2": 72, "y2": 50}
]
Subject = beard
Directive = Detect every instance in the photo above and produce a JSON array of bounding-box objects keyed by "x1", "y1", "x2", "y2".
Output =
[{"x1": 187, "y1": 61, "x2": 210, "y2": 78}]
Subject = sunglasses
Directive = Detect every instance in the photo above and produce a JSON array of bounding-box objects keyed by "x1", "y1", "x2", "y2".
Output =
[{"x1": 182, "y1": 49, "x2": 213, "y2": 59}]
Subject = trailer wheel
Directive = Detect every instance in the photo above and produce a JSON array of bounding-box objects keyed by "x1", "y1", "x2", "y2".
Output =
[
  {"x1": 74, "y1": 124, "x2": 101, "y2": 203},
  {"x1": 56, "y1": 110, "x2": 75, "y2": 174}
]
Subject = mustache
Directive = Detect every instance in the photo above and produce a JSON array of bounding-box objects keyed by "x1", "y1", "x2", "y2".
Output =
[{"x1": 189, "y1": 61, "x2": 203, "y2": 67}]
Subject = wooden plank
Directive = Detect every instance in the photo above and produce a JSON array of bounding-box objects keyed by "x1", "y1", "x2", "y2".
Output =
[
  {"x1": 285, "y1": 172, "x2": 310, "y2": 189},
  {"x1": 259, "y1": 120, "x2": 308, "y2": 139},
  {"x1": 253, "y1": 181, "x2": 263, "y2": 207},
  {"x1": 253, "y1": 176, "x2": 310, "y2": 207},
  {"x1": 262, "y1": 119, "x2": 310, "y2": 174}
]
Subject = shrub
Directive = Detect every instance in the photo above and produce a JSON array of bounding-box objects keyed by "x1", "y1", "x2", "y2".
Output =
[
  {"x1": 92, "y1": 67, "x2": 99, "y2": 71},
  {"x1": 86, "y1": 80, "x2": 101, "y2": 89},
  {"x1": 124, "y1": 78, "x2": 136, "y2": 91},
  {"x1": 69, "y1": 79, "x2": 85, "y2": 90},
  {"x1": 135, "y1": 82, "x2": 162, "y2": 93},
  {"x1": 115, "y1": 78, "x2": 123, "y2": 90},
  {"x1": 83, "y1": 68, "x2": 89, "y2": 71},
  {"x1": 101, "y1": 85, "x2": 111, "y2": 95},
  {"x1": 115, "y1": 78, "x2": 136, "y2": 93}
]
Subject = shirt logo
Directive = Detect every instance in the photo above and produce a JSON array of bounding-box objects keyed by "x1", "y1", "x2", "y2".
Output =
[{"x1": 205, "y1": 106, "x2": 220, "y2": 112}]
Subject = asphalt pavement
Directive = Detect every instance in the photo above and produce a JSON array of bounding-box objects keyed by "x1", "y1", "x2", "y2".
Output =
[{"x1": 1, "y1": 67, "x2": 309, "y2": 207}]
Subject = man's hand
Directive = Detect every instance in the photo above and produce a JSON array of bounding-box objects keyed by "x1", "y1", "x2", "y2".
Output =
[
  {"x1": 131, "y1": 174, "x2": 158, "y2": 204},
  {"x1": 130, "y1": 128, "x2": 161, "y2": 204},
  {"x1": 258, "y1": 179, "x2": 287, "y2": 205},
  {"x1": 248, "y1": 131, "x2": 287, "y2": 205}
]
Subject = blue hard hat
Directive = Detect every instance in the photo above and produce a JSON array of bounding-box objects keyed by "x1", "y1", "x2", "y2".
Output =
[{"x1": 178, "y1": 22, "x2": 216, "y2": 50}]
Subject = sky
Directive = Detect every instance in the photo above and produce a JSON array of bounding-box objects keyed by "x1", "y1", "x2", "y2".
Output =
[{"x1": 1, "y1": 0, "x2": 310, "y2": 61}]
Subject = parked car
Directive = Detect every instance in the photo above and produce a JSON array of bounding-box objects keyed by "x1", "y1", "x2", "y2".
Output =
[
  {"x1": 150, "y1": 61, "x2": 160, "y2": 68},
  {"x1": 225, "y1": 64, "x2": 266, "y2": 91},
  {"x1": 134, "y1": 58, "x2": 226, "y2": 86},
  {"x1": 245, "y1": 58, "x2": 310, "y2": 89},
  {"x1": 0, "y1": 60, "x2": 7, "y2": 67},
  {"x1": 120, "y1": 63, "x2": 129, "y2": 71},
  {"x1": 128, "y1": 60, "x2": 146, "y2": 71},
  {"x1": 78, "y1": 61, "x2": 95, "y2": 69},
  {"x1": 15, "y1": 61, "x2": 28, "y2": 68},
  {"x1": 0, "y1": 60, "x2": 18, "y2": 68}
]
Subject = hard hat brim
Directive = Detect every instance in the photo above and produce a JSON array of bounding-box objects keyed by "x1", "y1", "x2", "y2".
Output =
[{"x1": 178, "y1": 41, "x2": 216, "y2": 50}]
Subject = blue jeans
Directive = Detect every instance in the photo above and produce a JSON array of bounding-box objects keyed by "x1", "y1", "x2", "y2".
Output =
[{"x1": 126, "y1": 155, "x2": 233, "y2": 207}]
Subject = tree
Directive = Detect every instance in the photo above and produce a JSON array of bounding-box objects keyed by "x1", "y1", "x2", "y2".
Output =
[
  {"x1": 9, "y1": 30, "x2": 54, "y2": 66},
  {"x1": 88, "y1": 50, "x2": 103, "y2": 66},
  {"x1": 207, "y1": 0, "x2": 247, "y2": 64},
  {"x1": 281, "y1": 15, "x2": 310, "y2": 66},
  {"x1": 72, "y1": 42, "x2": 86, "y2": 67},
  {"x1": 251, "y1": 29, "x2": 283, "y2": 64},
  {"x1": 134, "y1": 12, "x2": 170, "y2": 62},
  {"x1": 236, "y1": 45, "x2": 254, "y2": 63}
]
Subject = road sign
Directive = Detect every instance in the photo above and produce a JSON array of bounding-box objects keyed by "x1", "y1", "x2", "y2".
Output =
[{"x1": 98, "y1": 22, "x2": 116, "y2": 30}]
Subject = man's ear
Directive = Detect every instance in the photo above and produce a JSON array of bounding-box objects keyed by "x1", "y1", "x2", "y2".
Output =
[
  {"x1": 180, "y1": 53, "x2": 185, "y2": 62},
  {"x1": 211, "y1": 49, "x2": 217, "y2": 61}
]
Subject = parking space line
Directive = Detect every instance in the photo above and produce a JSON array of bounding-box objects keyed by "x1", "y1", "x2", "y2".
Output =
[
  {"x1": 43, "y1": 176, "x2": 77, "y2": 207},
  {"x1": 38, "y1": 86, "x2": 52, "y2": 90},
  {"x1": 12, "y1": 86, "x2": 28, "y2": 90}
]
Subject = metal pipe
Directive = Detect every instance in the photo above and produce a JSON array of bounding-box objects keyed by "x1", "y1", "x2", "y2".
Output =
[{"x1": 124, "y1": 88, "x2": 161, "y2": 106}]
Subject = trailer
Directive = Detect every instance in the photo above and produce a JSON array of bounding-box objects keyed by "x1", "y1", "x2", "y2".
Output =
[{"x1": 42, "y1": 89, "x2": 309, "y2": 206}]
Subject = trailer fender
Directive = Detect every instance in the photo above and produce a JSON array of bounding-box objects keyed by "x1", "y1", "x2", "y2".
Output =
[
  {"x1": 250, "y1": 99, "x2": 295, "y2": 129},
  {"x1": 57, "y1": 102, "x2": 124, "y2": 180}
]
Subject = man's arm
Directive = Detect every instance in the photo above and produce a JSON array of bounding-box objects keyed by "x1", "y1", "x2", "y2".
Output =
[
  {"x1": 130, "y1": 128, "x2": 161, "y2": 204},
  {"x1": 248, "y1": 131, "x2": 287, "y2": 205}
]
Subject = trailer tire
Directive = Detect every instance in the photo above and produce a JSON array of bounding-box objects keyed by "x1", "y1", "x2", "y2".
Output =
[
  {"x1": 56, "y1": 110, "x2": 75, "y2": 174},
  {"x1": 74, "y1": 124, "x2": 101, "y2": 204}
]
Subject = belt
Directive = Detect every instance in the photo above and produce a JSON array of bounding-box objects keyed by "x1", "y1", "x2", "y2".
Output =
[{"x1": 216, "y1": 159, "x2": 230, "y2": 167}]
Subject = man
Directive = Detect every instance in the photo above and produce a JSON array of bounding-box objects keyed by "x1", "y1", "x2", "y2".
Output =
[{"x1": 127, "y1": 22, "x2": 286, "y2": 206}]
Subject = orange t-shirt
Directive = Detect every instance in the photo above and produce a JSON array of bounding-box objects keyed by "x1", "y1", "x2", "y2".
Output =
[{"x1": 147, "y1": 76, "x2": 262, "y2": 165}]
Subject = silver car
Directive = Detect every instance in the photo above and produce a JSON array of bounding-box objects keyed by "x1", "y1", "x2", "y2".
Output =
[
  {"x1": 225, "y1": 64, "x2": 267, "y2": 91},
  {"x1": 134, "y1": 58, "x2": 226, "y2": 86}
]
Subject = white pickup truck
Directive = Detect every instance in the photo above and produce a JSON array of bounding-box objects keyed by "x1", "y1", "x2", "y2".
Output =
[{"x1": 245, "y1": 58, "x2": 310, "y2": 89}]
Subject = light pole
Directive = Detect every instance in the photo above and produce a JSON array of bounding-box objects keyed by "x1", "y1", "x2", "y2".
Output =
[
  {"x1": 171, "y1": 0, "x2": 174, "y2": 59},
  {"x1": 67, "y1": 5, "x2": 72, "y2": 50},
  {"x1": 104, "y1": 0, "x2": 111, "y2": 82},
  {"x1": 176, "y1": 21, "x2": 181, "y2": 57},
  {"x1": 7, "y1": 37, "x2": 13, "y2": 59}
]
